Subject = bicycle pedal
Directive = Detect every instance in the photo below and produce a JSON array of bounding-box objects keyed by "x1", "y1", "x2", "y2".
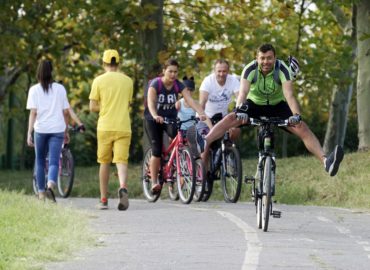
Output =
[
  {"x1": 244, "y1": 176, "x2": 255, "y2": 183},
  {"x1": 272, "y1": 210, "x2": 281, "y2": 218}
]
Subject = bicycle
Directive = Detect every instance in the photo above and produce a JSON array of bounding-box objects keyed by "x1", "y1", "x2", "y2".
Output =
[
  {"x1": 245, "y1": 116, "x2": 289, "y2": 232},
  {"x1": 200, "y1": 115, "x2": 243, "y2": 203},
  {"x1": 32, "y1": 127, "x2": 77, "y2": 198},
  {"x1": 142, "y1": 117, "x2": 205, "y2": 204}
]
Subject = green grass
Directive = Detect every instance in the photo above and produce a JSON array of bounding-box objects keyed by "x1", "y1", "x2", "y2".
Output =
[
  {"x1": 0, "y1": 190, "x2": 95, "y2": 270},
  {"x1": 1, "y1": 151, "x2": 369, "y2": 209}
]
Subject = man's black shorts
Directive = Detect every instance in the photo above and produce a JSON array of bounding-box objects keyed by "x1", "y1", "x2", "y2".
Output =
[{"x1": 242, "y1": 99, "x2": 293, "y2": 120}]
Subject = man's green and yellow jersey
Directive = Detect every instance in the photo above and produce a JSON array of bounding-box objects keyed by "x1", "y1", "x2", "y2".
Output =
[{"x1": 241, "y1": 60, "x2": 292, "y2": 105}]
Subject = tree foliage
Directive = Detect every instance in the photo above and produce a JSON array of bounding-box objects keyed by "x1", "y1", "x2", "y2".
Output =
[{"x1": 0, "y1": 0, "x2": 366, "y2": 169}]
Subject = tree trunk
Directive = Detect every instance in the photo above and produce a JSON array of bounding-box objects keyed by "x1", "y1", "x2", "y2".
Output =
[
  {"x1": 356, "y1": 0, "x2": 370, "y2": 151},
  {"x1": 0, "y1": 67, "x2": 23, "y2": 169},
  {"x1": 323, "y1": 84, "x2": 353, "y2": 153},
  {"x1": 141, "y1": 0, "x2": 164, "y2": 153},
  {"x1": 323, "y1": 3, "x2": 356, "y2": 153}
]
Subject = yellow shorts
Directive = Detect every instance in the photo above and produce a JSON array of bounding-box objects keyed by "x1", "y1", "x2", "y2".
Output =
[{"x1": 97, "y1": 131, "x2": 131, "y2": 164}]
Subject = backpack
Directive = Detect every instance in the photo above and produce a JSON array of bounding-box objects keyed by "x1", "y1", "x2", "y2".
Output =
[
  {"x1": 144, "y1": 77, "x2": 180, "y2": 108},
  {"x1": 251, "y1": 56, "x2": 299, "y2": 85}
]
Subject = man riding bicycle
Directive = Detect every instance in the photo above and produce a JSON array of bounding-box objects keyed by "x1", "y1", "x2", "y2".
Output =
[
  {"x1": 196, "y1": 59, "x2": 241, "y2": 170},
  {"x1": 188, "y1": 43, "x2": 344, "y2": 177}
]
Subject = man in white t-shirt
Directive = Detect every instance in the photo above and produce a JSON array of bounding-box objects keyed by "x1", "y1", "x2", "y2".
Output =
[
  {"x1": 199, "y1": 59, "x2": 240, "y2": 119},
  {"x1": 198, "y1": 59, "x2": 241, "y2": 166}
]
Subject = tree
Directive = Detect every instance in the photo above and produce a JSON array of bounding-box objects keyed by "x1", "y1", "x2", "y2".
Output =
[
  {"x1": 321, "y1": 1, "x2": 356, "y2": 153},
  {"x1": 356, "y1": 0, "x2": 370, "y2": 151},
  {"x1": 140, "y1": 0, "x2": 164, "y2": 152}
]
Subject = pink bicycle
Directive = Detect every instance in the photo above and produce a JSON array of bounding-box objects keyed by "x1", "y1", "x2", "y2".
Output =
[{"x1": 142, "y1": 117, "x2": 206, "y2": 204}]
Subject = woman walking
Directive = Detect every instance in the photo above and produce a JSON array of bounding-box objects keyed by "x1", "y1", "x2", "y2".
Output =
[{"x1": 27, "y1": 60, "x2": 70, "y2": 202}]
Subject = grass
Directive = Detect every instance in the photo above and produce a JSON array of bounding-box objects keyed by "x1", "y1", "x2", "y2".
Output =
[
  {"x1": 0, "y1": 190, "x2": 95, "y2": 270},
  {"x1": 1, "y1": 151, "x2": 369, "y2": 209}
]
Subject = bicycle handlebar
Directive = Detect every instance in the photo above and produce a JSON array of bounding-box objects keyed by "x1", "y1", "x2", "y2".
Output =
[
  {"x1": 249, "y1": 117, "x2": 289, "y2": 127},
  {"x1": 163, "y1": 116, "x2": 199, "y2": 128}
]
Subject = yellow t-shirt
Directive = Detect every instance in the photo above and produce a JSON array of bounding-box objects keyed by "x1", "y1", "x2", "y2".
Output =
[{"x1": 89, "y1": 71, "x2": 133, "y2": 132}]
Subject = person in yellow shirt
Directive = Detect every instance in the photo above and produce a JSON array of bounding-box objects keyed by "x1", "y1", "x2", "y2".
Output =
[{"x1": 89, "y1": 49, "x2": 133, "y2": 210}]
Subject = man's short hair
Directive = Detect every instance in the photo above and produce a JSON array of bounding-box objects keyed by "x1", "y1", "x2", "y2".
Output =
[
  {"x1": 257, "y1": 44, "x2": 276, "y2": 56},
  {"x1": 214, "y1": 59, "x2": 229, "y2": 69}
]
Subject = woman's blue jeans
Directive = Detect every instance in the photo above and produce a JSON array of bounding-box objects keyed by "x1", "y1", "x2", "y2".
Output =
[{"x1": 34, "y1": 132, "x2": 64, "y2": 192}]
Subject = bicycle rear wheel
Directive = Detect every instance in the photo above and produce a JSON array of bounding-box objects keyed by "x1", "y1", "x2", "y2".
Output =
[
  {"x1": 57, "y1": 148, "x2": 74, "y2": 198},
  {"x1": 221, "y1": 146, "x2": 242, "y2": 203},
  {"x1": 168, "y1": 158, "x2": 179, "y2": 201},
  {"x1": 32, "y1": 163, "x2": 38, "y2": 195},
  {"x1": 142, "y1": 148, "x2": 161, "y2": 202},
  {"x1": 193, "y1": 159, "x2": 206, "y2": 202},
  {"x1": 177, "y1": 146, "x2": 196, "y2": 204},
  {"x1": 262, "y1": 156, "x2": 272, "y2": 232}
]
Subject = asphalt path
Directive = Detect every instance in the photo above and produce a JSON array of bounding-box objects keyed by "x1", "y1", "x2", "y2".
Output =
[{"x1": 46, "y1": 198, "x2": 370, "y2": 270}]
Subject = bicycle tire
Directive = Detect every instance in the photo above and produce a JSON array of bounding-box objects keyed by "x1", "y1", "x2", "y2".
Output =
[
  {"x1": 142, "y1": 148, "x2": 161, "y2": 202},
  {"x1": 168, "y1": 158, "x2": 179, "y2": 201},
  {"x1": 256, "y1": 196, "x2": 262, "y2": 229},
  {"x1": 193, "y1": 159, "x2": 206, "y2": 202},
  {"x1": 262, "y1": 156, "x2": 272, "y2": 232},
  {"x1": 177, "y1": 146, "x2": 196, "y2": 204},
  {"x1": 201, "y1": 173, "x2": 214, "y2": 202},
  {"x1": 57, "y1": 148, "x2": 74, "y2": 198},
  {"x1": 201, "y1": 153, "x2": 215, "y2": 202},
  {"x1": 32, "y1": 163, "x2": 39, "y2": 195},
  {"x1": 221, "y1": 146, "x2": 242, "y2": 203}
]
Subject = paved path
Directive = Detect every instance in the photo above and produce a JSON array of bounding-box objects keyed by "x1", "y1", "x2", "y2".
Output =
[{"x1": 46, "y1": 198, "x2": 370, "y2": 270}]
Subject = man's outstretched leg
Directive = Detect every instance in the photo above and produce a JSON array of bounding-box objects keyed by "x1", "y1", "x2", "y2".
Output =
[{"x1": 288, "y1": 122, "x2": 344, "y2": 176}]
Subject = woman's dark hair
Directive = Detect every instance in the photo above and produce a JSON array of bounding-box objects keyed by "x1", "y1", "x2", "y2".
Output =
[
  {"x1": 37, "y1": 60, "x2": 53, "y2": 93},
  {"x1": 258, "y1": 43, "x2": 276, "y2": 56},
  {"x1": 163, "y1": 59, "x2": 179, "y2": 70}
]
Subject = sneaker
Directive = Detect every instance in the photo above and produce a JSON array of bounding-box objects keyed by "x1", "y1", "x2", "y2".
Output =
[
  {"x1": 97, "y1": 200, "x2": 108, "y2": 210},
  {"x1": 118, "y1": 188, "x2": 129, "y2": 211},
  {"x1": 45, "y1": 188, "x2": 56, "y2": 203},
  {"x1": 187, "y1": 125, "x2": 205, "y2": 157},
  {"x1": 325, "y1": 145, "x2": 344, "y2": 177}
]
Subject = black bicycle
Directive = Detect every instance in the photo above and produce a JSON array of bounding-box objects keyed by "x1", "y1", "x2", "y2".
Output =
[
  {"x1": 201, "y1": 115, "x2": 243, "y2": 203},
  {"x1": 245, "y1": 116, "x2": 289, "y2": 232}
]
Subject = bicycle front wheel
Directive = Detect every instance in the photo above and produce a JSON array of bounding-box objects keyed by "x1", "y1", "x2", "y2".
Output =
[
  {"x1": 168, "y1": 158, "x2": 179, "y2": 201},
  {"x1": 193, "y1": 159, "x2": 206, "y2": 202},
  {"x1": 221, "y1": 146, "x2": 242, "y2": 203},
  {"x1": 142, "y1": 148, "x2": 161, "y2": 202},
  {"x1": 58, "y1": 148, "x2": 74, "y2": 198},
  {"x1": 262, "y1": 156, "x2": 272, "y2": 232},
  {"x1": 177, "y1": 146, "x2": 196, "y2": 204}
]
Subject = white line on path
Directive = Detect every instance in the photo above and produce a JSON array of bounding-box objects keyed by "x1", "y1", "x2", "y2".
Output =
[
  {"x1": 317, "y1": 216, "x2": 370, "y2": 260},
  {"x1": 217, "y1": 211, "x2": 261, "y2": 270}
]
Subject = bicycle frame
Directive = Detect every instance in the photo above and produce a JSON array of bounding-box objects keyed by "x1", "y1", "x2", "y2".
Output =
[
  {"x1": 160, "y1": 130, "x2": 185, "y2": 183},
  {"x1": 248, "y1": 117, "x2": 289, "y2": 231}
]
